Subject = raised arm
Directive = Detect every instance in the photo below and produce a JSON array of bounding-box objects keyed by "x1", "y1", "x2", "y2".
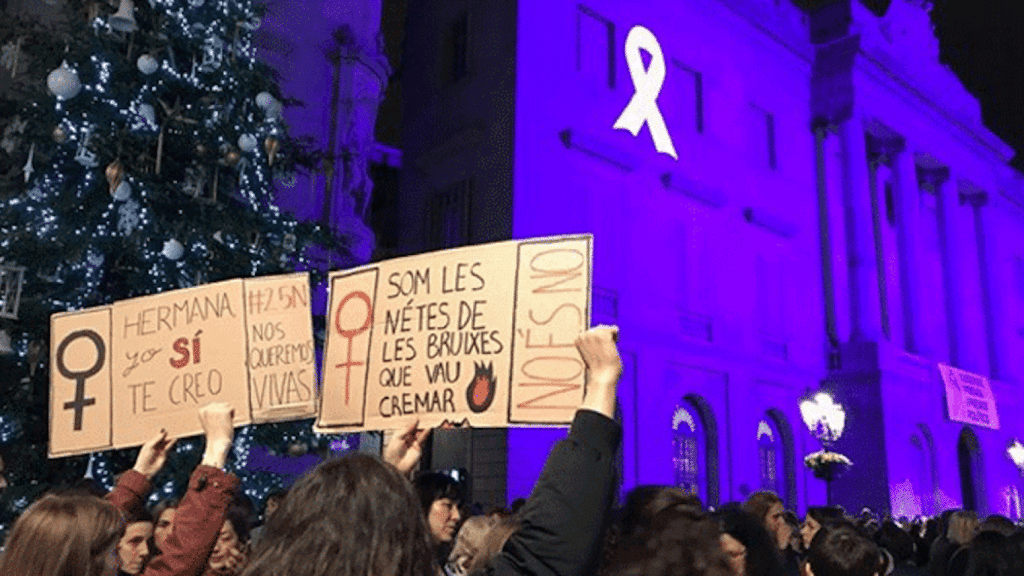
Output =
[
  {"x1": 489, "y1": 326, "x2": 623, "y2": 576},
  {"x1": 108, "y1": 403, "x2": 240, "y2": 576}
]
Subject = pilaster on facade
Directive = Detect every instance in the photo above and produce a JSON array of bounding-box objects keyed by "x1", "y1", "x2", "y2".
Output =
[
  {"x1": 915, "y1": 164, "x2": 951, "y2": 363},
  {"x1": 838, "y1": 114, "x2": 884, "y2": 343}
]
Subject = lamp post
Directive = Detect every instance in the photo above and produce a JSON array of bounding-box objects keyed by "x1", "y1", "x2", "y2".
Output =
[{"x1": 799, "y1": 391, "x2": 851, "y2": 505}]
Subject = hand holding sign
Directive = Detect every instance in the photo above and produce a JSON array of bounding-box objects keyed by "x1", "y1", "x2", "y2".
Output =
[
  {"x1": 199, "y1": 402, "x2": 235, "y2": 469},
  {"x1": 132, "y1": 429, "x2": 177, "y2": 480},
  {"x1": 383, "y1": 419, "x2": 431, "y2": 475}
]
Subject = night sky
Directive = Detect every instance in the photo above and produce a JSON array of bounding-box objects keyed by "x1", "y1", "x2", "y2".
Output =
[{"x1": 931, "y1": 0, "x2": 1024, "y2": 166}]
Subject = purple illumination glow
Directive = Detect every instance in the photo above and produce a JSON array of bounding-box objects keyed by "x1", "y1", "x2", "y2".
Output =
[{"x1": 492, "y1": 0, "x2": 1024, "y2": 516}]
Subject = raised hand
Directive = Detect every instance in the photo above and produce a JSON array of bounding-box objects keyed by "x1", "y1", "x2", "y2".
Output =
[
  {"x1": 198, "y1": 402, "x2": 235, "y2": 469},
  {"x1": 132, "y1": 429, "x2": 177, "y2": 479},
  {"x1": 576, "y1": 326, "x2": 622, "y2": 419},
  {"x1": 383, "y1": 419, "x2": 431, "y2": 475}
]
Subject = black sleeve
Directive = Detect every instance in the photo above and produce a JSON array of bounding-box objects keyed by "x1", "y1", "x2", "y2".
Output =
[{"x1": 487, "y1": 409, "x2": 622, "y2": 576}]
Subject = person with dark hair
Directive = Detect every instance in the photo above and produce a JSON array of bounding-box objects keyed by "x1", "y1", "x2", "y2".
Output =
[
  {"x1": 743, "y1": 491, "x2": 798, "y2": 576},
  {"x1": 203, "y1": 506, "x2": 251, "y2": 576},
  {"x1": 713, "y1": 504, "x2": 785, "y2": 576},
  {"x1": 116, "y1": 508, "x2": 154, "y2": 576},
  {"x1": 601, "y1": 506, "x2": 733, "y2": 576},
  {"x1": 150, "y1": 498, "x2": 180, "y2": 555},
  {"x1": 876, "y1": 521, "x2": 923, "y2": 576},
  {"x1": 247, "y1": 489, "x2": 286, "y2": 548},
  {"x1": 744, "y1": 491, "x2": 793, "y2": 553},
  {"x1": 801, "y1": 506, "x2": 847, "y2": 550},
  {"x1": 618, "y1": 485, "x2": 703, "y2": 540},
  {"x1": 415, "y1": 471, "x2": 465, "y2": 554},
  {"x1": 241, "y1": 326, "x2": 624, "y2": 576},
  {"x1": 0, "y1": 402, "x2": 238, "y2": 576},
  {"x1": 805, "y1": 525, "x2": 884, "y2": 576},
  {"x1": 958, "y1": 529, "x2": 1007, "y2": 576}
]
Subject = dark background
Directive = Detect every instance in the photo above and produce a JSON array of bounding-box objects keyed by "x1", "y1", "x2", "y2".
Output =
[{"x1": 931, "y1": 0, "x2": 1024, "y2": 167}]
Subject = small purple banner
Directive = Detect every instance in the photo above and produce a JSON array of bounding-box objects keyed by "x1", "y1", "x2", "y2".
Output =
[{"x1": 939, "y1": 363, "x2": 1000, "y2": 430}]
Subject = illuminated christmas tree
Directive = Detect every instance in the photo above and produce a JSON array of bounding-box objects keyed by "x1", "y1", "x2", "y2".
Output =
[{"x1": 0, "y1": 0, "x2": 358, "y2": 535}]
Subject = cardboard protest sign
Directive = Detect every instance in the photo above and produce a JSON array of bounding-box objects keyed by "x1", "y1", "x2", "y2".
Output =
[
  {"x1": 50, "y1": 308, "x2": 113, "y2": 457},
  {"x1": 940, "y1": 363, "x2": 1000, "y2": 430},
  {"x1": 49, "y1": 273, "x2": 316, "y2": 457},
  {"x1": 244, "y1": 274, "x2": 317, "y2": 422},
  {"x1": 317, "y1": 235, "x2": 592, "y2": 433}
]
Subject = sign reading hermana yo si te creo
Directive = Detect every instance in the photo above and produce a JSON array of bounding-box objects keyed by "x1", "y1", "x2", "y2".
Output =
[{"x1": 49, "y1": 273, "x2": 316, "y2": 457}]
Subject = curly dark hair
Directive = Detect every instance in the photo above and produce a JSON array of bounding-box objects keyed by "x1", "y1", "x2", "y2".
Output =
[
  {"x1": 239, "y1": 453, "x2": 436, "y2": 576},
  {"x1": 601, "y1": 506, "x2": 732, "y2": 576}
]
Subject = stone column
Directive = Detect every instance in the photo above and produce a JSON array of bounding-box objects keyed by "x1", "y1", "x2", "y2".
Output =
[
  {"x1": 891, "y1": 141, "x2": 925, "y2": 354},
  {"x1": 934, "y1": 171, "x2": 989, "y2": 374},
  {"x1": 917, "y1": 166, "x2": 951, "y2": 362},
  {"x1": 837, "y1": 115, "x2": 883, "y2": 342},
  {"x1": 972, "y1": 193, "x2": 1006, "y2": 379},
  {"x1": 951, "y1": 186, "x2": 991, "y2": 376}
]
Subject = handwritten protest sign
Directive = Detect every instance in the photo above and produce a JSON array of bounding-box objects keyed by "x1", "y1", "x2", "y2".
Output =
[
  {"x1": 939, "y1": 363, "x2": 1000, "y2": 430},
  {"x1": 49, "y1": 273, "x2": 315, "y2": 457},
  {"x1": 245, "y1": 274, "x2": 317, "y2": 422},
  {"x1": 317, "y1": 235, "x2": 592, "y2": 433}
]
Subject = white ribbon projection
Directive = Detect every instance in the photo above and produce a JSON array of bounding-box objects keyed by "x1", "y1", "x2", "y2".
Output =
[{"x1": 613, "y1": 26, "x2": 678, "y2": 160}]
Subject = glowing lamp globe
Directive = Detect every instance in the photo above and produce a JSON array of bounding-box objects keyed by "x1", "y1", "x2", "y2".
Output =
[
  {"x1": 1008, "y1": 440, "x2": 1024, "y2": 471},
  {"x1": 800, "y1": 391, "x2": 846, "y2": 444}
]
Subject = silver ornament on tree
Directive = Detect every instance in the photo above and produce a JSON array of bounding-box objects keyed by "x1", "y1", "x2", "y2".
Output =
[
  {"x1": 136, "y1": 103, "x2": 157, "y2": 129},
  {"x1": 109, "y1": 0, "x2": 138, "y2": 33},
  {"x1": 137, "y1": 54, "x2": 159, "y2": 75},
  {"x1": 112, "y1": 181, "x2": 132, "y2": 201},
  {"x1": 237, "y1": 134, "x2": 258, "y2": 153},
  {"x1": 255, "y1": 91, "x2": 275, "y2": 109},
  {"x1": 189, "y1": 0, "x2": 205, "y2": 6},
  {"x1": 161, "y1": 239, "x2": 185, "y2": 260},
  {"x1": 47, "y1": 61, "x2": 82, "y2": 100}
]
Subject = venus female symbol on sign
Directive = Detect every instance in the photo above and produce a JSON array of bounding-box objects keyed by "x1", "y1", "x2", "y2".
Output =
[{"x1": 613, "y1": 25, "x2": 678, "y2": 160}]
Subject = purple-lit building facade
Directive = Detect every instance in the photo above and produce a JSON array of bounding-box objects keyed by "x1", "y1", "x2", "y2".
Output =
[{"x1": 395, "y1": 0, "x2": 1024, "y2": 517}]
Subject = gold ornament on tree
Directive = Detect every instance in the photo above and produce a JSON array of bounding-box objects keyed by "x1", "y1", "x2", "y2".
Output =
[
  {"x1": 52, "y1": 125, "x2": 69, "y2": 144},
  {"x1": 221, "y1": 146, "x2": 241, "y2": 167},
  {"x1": 105, "y1": 159, "x2": 125, "y2": 195},
  {"x1": 264, "y1": 136, "x2": 279, "y2": 166}
]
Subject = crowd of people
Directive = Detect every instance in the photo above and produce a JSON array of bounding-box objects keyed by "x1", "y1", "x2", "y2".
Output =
[{"x1": 1, "y1": 326, "x2": 1023, "y2": 576}]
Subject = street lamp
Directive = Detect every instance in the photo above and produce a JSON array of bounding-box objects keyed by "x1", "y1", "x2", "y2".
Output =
[
  {"x1": 799, "y1": 391, "x2": 851, "y2": 504},
  {"x1": 1008, "y1": 439, "x2": 1024, "y2": 475}
]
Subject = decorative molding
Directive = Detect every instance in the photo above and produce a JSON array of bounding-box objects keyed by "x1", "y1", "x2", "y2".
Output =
[
  {"x1": 660, "y1": 171, "x2": 727, "y2": 207},
  {"x1": 759, "y1": 331, "x2": 789, "y2": 362},
  {"x1": 743, "y1": 207, "x2": 797, "y2": 238},
  {"x1": 679, "y1": 309, "x2": 714, "y2": 343},
  {"x1": 559, "y1": 128, "x2": 638, "y2": 172}
]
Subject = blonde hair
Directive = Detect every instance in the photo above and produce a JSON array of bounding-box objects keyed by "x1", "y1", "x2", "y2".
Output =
[
  {"x1": 946, "y1": 510, "x2": 979, "y2": 545},
  {"x1": 0, "y1": 492, "x2": 124, "y2": 576}
]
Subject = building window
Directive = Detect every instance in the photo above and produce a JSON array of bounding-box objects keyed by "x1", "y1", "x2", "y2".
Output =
[
  {"x1": 670, "y1": 59, "x2": 703, "y2": 134},
  {"x1": 672, "y1": 404, "x2": 703, "y2": 497},
  {"x1": 757, "y1": 420, "x2": 780, "y2": 493},
  {"x1": 747, "y1": 104, "x2": 776, "y2": 170},
  {"x1": 444, "y1": 10, "x2": 470, "y2": 83},
  {"x1": 576, "y1": 5, "x2": 615, "y2": 89},
  {"x1": 427, "y1": 180, "x2": 471, "y2": 249}
]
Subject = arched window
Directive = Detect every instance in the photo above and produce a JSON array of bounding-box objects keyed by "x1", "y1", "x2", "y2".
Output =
[
  {"x1": 762, "y1": 410, "x2": 797, "y2": 507},
  {"x1": 758, "y1": 420, "x2": 781, "y2": 495},
  {"x1": 673, "y1": 404, "x2": 703, "y2": 498},
  {"x1": 958, "y1": 427, "x2": 985, "y2": 513}
]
